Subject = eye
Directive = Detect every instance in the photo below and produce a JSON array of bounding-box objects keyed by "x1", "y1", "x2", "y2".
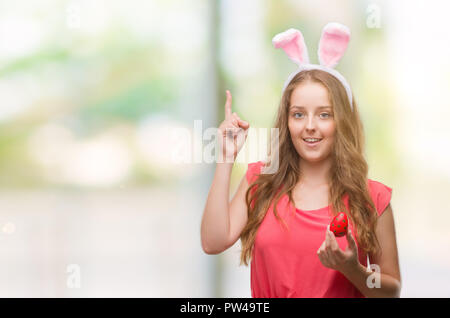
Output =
[
  {"x1": 293, "y1": 112, "x2": 303, "y2": 118},
  {"x1": 320, "y1": 112, "x2": 332, "y2": 118}
]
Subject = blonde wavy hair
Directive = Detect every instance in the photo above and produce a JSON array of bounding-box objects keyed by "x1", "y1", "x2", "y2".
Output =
[{"x1": 239, "y1": 69, "x2": 381, "y2": 266}]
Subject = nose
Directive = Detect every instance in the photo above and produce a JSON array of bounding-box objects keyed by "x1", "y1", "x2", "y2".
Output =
[{"x1": 305, "y1": 115, "x2": 317, "y2": 132}]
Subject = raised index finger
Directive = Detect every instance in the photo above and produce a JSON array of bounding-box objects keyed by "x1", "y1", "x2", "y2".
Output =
[{"x1": 225, "y1": 90, "x2": 232, "y2": 118}]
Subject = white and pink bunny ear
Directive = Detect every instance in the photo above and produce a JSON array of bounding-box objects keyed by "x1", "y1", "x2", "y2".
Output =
[
  {"x1": 318, "y1": 22, "x2": 350, "y2": 68},
  {"x1": 272, "y1": 28, "x2": 309, "y2": 66}
]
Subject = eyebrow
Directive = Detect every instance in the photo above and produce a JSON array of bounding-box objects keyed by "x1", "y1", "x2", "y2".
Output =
[{"x1": 290, "y1": 106, "x2": 332, "y2": 110}]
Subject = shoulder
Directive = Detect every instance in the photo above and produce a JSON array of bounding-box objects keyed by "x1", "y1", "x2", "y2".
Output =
[
  {"x1": 367, "y1": 179, "x2": 393, "y2": 217},
  {"x1": 367, "y1": 179, "x2": 393, "y2": 197},
  {"x1": 245, "y1": 161, "x2": 266, "y2": 184}
]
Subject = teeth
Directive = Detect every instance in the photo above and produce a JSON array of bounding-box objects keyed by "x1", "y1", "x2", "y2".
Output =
[{"x1": 304, "y1": 138, "x2": 321, "y2": 142}]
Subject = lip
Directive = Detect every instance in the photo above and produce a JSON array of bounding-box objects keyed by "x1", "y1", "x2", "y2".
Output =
[{"x1": 302, "y1": 138, "x2": 322, "y2": 147}]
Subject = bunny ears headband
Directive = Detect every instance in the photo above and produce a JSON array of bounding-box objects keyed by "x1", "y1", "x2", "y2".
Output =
[{"x1": 272, "y1": 22, "x2": 353, "y2": 110}]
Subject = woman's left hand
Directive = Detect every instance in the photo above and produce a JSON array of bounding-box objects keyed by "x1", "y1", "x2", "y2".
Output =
[{"x1": 317, "y1": 225, "x2": 360, "y2": 274}]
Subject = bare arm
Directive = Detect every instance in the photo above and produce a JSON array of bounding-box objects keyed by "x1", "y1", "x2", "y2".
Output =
[
  {"x1": 341, "y1": 204, "x2": 402, "y2": 297},
  {"x1": 201, "y1": 162, "x2": 233, "y2": 254},
  {"x1": 201, "y1": 163, "x2": 249, "y2": 254},
  {"x1": 200, "y1": 90, "x2": 250, "y2": 254}
]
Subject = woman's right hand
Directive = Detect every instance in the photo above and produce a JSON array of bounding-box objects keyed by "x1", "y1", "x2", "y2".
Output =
[{"x1": 217, "y1": 90, "x2": 250, "y2": 163}]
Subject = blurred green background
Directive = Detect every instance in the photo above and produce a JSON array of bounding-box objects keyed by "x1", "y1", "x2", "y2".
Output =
[{"x1": 0, "y1": 0, "x2": 449, "y2": 297}]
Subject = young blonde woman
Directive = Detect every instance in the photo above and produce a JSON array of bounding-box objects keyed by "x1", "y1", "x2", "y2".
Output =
[{"x1": 201, "y1": 23, "x2": 401, "y2": 298}]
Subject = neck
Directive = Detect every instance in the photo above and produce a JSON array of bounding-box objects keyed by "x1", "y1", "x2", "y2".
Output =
[{"x1": 298, "y1": 157, "x2": 332, "y2": 187}]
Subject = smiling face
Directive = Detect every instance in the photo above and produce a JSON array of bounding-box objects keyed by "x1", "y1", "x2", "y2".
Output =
[{"x1": 288, "y1": 81, "x2": 336, "y2": 164}]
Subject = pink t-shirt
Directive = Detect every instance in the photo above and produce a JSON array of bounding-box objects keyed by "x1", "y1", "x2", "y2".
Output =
[{"x1": 246, "y1": 161, "x2": 393, "y2": 298}]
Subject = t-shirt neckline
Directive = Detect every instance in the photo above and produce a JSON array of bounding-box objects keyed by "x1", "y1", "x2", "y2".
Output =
[{"x1": 295, "y1": 205, "x2": 330, "y2": 213}]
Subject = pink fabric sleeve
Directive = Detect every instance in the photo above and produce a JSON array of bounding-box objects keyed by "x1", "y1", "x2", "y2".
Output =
[{"x1": 369, "y1": 180, "x2": 393, "y2": 217}]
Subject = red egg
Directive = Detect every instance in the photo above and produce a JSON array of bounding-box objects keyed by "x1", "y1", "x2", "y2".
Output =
[{"x1": 329, "y1": 212, "x2": 348, "y2": 237}]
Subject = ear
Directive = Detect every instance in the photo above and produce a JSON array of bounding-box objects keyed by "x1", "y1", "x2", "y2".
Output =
[
  {"x1": 272, "y1": 28, "x2": 309, "y2": 66},
  {"x1": 318, "y1": 22, "x2": 350, "y2": 68}
]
